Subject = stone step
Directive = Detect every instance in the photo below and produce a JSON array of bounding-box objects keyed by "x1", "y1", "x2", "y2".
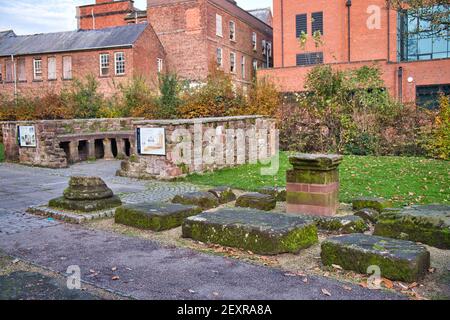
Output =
[
  {"x1": 258, "y1": 186, "x2": 287, "y2": 202},
  {"x1": 208, "y1": 186, "x2": 237, "y2": 204},
  {"x1": 235, "y1": 193, "x2": 276, "y2": 211},
  {"x1": 352, "y1": 197, "x2": 393, "y2": 212},
  {"x1": 172, "y1": 191, "x2": 219, "y2": 210},
  {"x1": 115, "y1": 202, "x2": 202, "y2": 231},
  {"x1": 374, "y1": 204, "x2": 450, "y2": 249},
  {"x1": 182, "y1": 208, "x2": 318, "y2": 255},
  {"x1": 321, "y1": 234, "x2": 430, "y2": 282},
  {"x1": 314, "y1": 215, "x2": 369, "y2": 234}
]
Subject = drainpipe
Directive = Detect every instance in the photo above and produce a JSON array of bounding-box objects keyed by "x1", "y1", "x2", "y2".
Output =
[
  {"x1": 281, "y1": 0, "x2": 285, "y2": 67},
  {"x1": 387, "y1": 2, "x2": 390, "y2": 63},
  {"x1": 11, "y1": 54, "x2": 17, "y2": 100},
  {"x1": 346, "y1": 0, "x2": 352, "y2": 62},
  {"x1": 398, "y1": 66, "x2": 403, "y2": 102}
]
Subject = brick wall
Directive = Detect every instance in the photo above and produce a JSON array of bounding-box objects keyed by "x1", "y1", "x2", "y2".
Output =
[
  {"x1": 118, "y1": 115, "x2": 277, "y2": 179},
  {"x1": 259, "y1": 58, "x2": 450, "y2": 103},
  {"x1": 78, "y1": 0, "x2": 134, "y2": 30},
  {"x1": 273, "y1": 0, "x2": 397, "y2": 68},
  {"x1": 206, "y1": 1, "x2": 272, "y2": 87},
  {"x1": 147, "y1": 0, "x2": 273, "y2": 87}
]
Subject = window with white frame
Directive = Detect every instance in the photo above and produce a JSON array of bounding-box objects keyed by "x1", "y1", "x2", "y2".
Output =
[
  {"x1": 33, "y1": 58, "x2": 42, "y2": 80},
  {"x1": 63, "y1": 56, "x2": 72, "y2": 79},
  {"x1": 229, "y1": 21, "x2": 236, "y2": 41},
  {"x1": 99, "y1": 53, "x2": 109, "y2": 76},
  {"x1": 48, "y1": 57, "x2": 56, "y2": 80},
  {"x1": 157, "y1": 58, "x2": 163, "y2": 73},
  {"x1": 252, "y1": 32, "x2": 257, "y2": 51},
  {"x1": 252, "y1": 59, "x2": 258, "y2": 73},
  {"x1": 216, "y1": 14, "x2": 223, "y2": 37},
  {"x1": 216, "y1": 48, "x2": 223, "y2": 67},
  {"x1": 114, "y1": 52, "x2": 125, "y2": 75},
  {"x1": 241, "y1": 56, "x2": 246, "y2": 79},
  {"x1": 268, "y1": 42, "x2": 272, "y2": 58},
  {"x1": 230, "y1": 52, "x2": 236, "y2": 73},
  {"x1": 262, "y1": 40, "x2": 267, "y2": 55}
]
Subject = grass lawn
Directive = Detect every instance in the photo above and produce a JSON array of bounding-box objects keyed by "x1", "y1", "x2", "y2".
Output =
[
  {"x1": 183, "y1": 152, "x2": 449, "y2": 207},
  {"x1": 0, "y1": 143, "x2": 4, "y2": 162}
]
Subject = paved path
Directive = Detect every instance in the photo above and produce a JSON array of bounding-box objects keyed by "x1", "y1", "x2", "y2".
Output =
[{"x1": 0, "y1": 161, "x2": 403, "y2": 300}]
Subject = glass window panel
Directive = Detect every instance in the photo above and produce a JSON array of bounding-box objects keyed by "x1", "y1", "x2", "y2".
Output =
[
  {"x1": 418, "y1": 37, "x2": 432, "y2": 54},
  {"x1": 433, "y1": 37, "x2": 447, "y2": 53}
]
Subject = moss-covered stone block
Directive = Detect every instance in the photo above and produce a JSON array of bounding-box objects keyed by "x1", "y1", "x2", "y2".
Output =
[
  {"x1": 208, "y1": 186, "x2": 237, "y2": 204},
  {"x1": 235, "y1": 193, "x2": 276, "y2": 211},
  {"x1": 289, "y1": 153, "x2": 343, "y2": 171},
  {"x1": 355, "y1": 208, "x2": 380, "y2": 223},
  {"x1": 172, "y1": 192, "x2": 219, "y2": 210},
  {"x1": 115, "y1": 202, "x2": 202, "y2": 231},
  {"x1": 258, "y1": 187, "x2": 287, "y2": 202},
  {"x1": 374, "y1": 205, "x2": 450, "y2": 249},
  {"x1": 352, "y1": 197, "x2": 393, "y2": 213},
  {"x1": 321, "y1": 234, "x2": 430, "y2": 282},
  {"x1": 182, "y1": 208, "x2": 318, "y2": 255},
  {"x1": 48, "y1": 196, "x2": 122, "y2": 213},
  {"x1": 314, "y1": 215, "x2": 369, "y2": 234}
]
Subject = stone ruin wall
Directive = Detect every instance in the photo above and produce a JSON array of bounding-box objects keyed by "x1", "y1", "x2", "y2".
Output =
[
  {"x1": 0, "y1": 118, "x2": 140, "y2": 168},
  {"x1": 118, "y1": 116, "x2": 277, "y2": 180}
]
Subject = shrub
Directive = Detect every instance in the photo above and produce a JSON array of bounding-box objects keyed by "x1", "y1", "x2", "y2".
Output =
[
  {"x1": 118, "y1": 76, "x2": 158, "y2": 118},
  {"x1": 179, "y1": 69, "x2": 243, "y2": 118},
  {"x1": 156, "y1": 73, "x2": 184, "y2": 119},
  {"x1": 421, "y1": 95, "x2": 450, "y2": 160},
  {"x1": 279, "y1": 64, "x2": 424, "y2": 156},
  {"x1": 63, "y1": 75, "x2": 104, "y2": 119}
]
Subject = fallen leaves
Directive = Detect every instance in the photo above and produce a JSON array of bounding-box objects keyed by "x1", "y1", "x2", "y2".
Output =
[
  {"x1": 321, "y1": 288, "x2": 331, "y2": 296},
  {"x1": 111, "y1": 276, "x2": 120, "y2": 281}
]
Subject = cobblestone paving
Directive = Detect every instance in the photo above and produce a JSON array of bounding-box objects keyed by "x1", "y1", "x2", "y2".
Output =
[
  {"x1": 0, "y1": 209, "x2": 60, "y2": 235},
  {"x1": 0, "y1": 161, "x2": 198, "y2": 235},
  {"x1": 121, "y1": 182, "x2": 199, "y2": 204}
]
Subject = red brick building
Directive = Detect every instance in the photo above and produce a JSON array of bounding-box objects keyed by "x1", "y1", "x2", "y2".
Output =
[
  {"x1": 77, "y1": 0, "x2": 148, "y2": 30},
  {"x1": 0, "y1": 0, "x2": 273, "y2": 97},
  {"x1": 0, "y1": 23, "x2": 166, "y2": 97},
  {"x1": 259, "y1": 0, "x2": 450, "y2": 107},
  {"x1": 147, "y1": 0, "x2": 273, "y2": 89}
]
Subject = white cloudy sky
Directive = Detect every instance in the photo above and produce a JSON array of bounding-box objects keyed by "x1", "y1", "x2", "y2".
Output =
[{"x1": 0, "y1": 0, "x2": 273, "y2": 35}]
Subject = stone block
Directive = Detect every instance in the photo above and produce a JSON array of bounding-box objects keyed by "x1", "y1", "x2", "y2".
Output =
[
  {"x1": 321, "y1": 234, "x2": 430, "y2": 282},
  {"x1": 208, "y1": 186, "x2": 237, "y2": 204},
  {"x1": 182, "y1": 208, "x2": 318, "y2": 255},
  {"x1": 172, "y1": 191, "x2": 219, "y2": 210},
  {"x1": 258, "y1": 186, "x2": 287, "y2": 202},
  {"x1": 289, "y1": 153, "x2": 343, "y2": 171},
  {"x1": 314, "y1": 215, "x2": 369, "y2": 234},
  {"x1": 235, "y1": 193, "x2": 276, "y2": 211},
  {"x1": 48, "y1": 176, "x2": 121, "y2": 212},
  {"x1": 374, "y1": 205, "x2": 450, "y2": 249},
  {"x1": 355, "y1": 208, "x2": 380, "y2": 223},
  {"x1": 48, "y1": 196, "x2": 122, "y2": 213},
  {"x1": 352, "y1": 197, "x2": 393, "y2": 213},
  {"x1": 115, "y1": 202, "x2": 202, "y2": 231}
]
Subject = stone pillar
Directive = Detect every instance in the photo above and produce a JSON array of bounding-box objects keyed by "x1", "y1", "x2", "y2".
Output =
[
  {"x1": 103, "y1": 138, "x2": 114, "y2": 160},
  {"x1": 116, "y1": 138, "x2": 126, "y2": 159},
  {"x1": 286, "y1": 154, "x2": 343, "y2": 216},
  {"x1": 87, "y1": 140, "x2": 96, "y2": 160},
  {"x1": 69, "y1": 141, "x2": 79, "y2": 163}
]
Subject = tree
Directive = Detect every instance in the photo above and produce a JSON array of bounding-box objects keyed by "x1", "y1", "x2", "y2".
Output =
[{"x1": 388, "y1": 0, "x2": 449, "y2": 35}]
